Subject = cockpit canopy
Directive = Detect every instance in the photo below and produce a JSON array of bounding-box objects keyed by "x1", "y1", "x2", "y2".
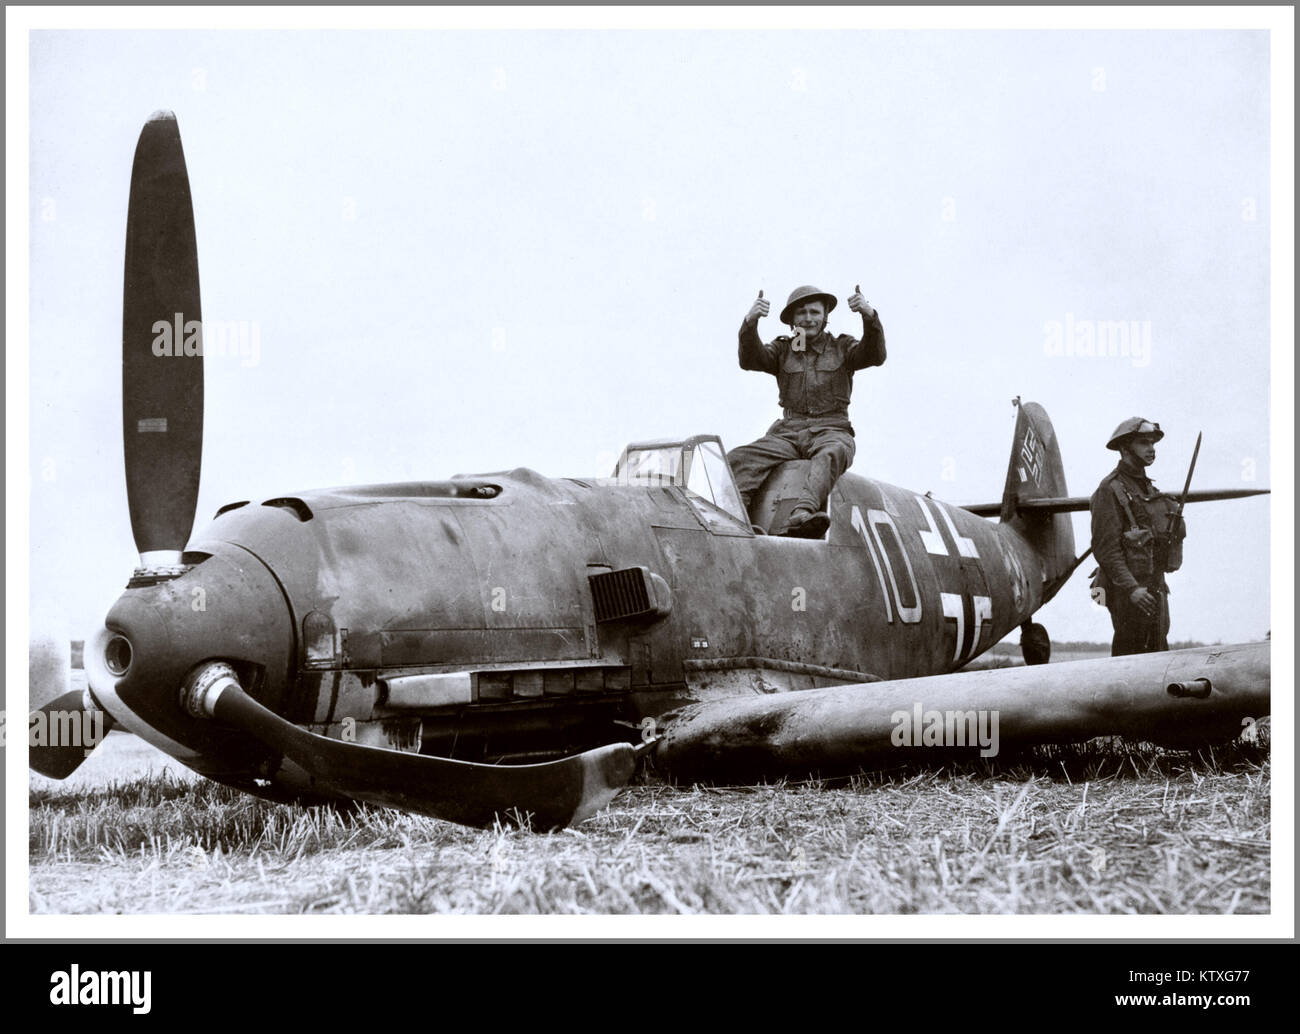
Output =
[{"x1": 611, "y1": 435, "x2": 749, "y2": 527}]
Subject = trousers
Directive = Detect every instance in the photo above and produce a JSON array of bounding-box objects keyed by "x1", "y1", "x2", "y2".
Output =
[
  {"x1": 727, "y1": 420, "x2": 856, "y2": 518},
  {"x1": 1107, "y1": 588, "x2": 1170, "y2": 656}
]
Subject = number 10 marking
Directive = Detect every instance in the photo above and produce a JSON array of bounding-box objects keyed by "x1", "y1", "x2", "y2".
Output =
[{"x1": 851, "y1": 505, "x2": 922, "y2": 625}]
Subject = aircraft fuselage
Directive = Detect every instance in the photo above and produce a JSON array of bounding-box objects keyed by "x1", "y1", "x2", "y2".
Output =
[{"x1": 91, "y1": 462, "x2": 1051, "y2": 789}]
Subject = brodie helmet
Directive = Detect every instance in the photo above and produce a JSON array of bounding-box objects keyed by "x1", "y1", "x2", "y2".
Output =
[
  {"x1": 1106, "y1": 417, "x2": 1164, "y2": 451},
  {"x1": 780, "y1": 285, "x2": 838, "y2": 325}
]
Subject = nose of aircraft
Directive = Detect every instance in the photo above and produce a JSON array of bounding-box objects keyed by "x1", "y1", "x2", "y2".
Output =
[{"x1": 85, "y1": 549, "x2": 294, "y2": 770}]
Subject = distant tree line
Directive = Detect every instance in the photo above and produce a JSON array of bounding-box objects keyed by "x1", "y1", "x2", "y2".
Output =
[{"x1": 989, "y1": 639, "x2": 1212, "y2": 655}]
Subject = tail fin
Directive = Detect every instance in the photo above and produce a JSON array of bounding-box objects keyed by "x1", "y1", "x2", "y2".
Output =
[{"x1": 1000, "y1": 400, "x2": 1077, "y2": 599}]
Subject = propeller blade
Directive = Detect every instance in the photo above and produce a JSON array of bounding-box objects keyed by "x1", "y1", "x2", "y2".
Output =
[
  {"x1": 207, "y1": 678, "x2": 636, "y2": 829},
  {"x1": 122, "y1": 110, "x2": 203, "y2": 566},
  {"x1": 28, "y1": 689, "x2": 114, "y2": 780}
]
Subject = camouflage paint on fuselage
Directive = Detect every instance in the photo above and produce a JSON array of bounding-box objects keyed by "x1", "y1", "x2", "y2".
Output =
[
  {"x1": 185, "y1": 464, "x2": 1048, "y2": 714},
  {"x1": 94, "y1": 402, "x2": 1076, "y2": 783}
]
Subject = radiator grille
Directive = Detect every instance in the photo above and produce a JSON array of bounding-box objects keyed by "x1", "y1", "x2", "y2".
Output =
[{"x1": 589, "y1": 567, "x2": 654, "y2": 623}]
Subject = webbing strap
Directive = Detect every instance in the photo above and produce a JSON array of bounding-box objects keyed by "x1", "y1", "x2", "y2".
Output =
[{"x1": 1110, "y1": 480, "x2": 1142, "y2": 532}]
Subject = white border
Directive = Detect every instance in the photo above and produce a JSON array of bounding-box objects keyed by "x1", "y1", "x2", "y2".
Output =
[
  {"x1": 6, "y1": 3, "x2": 33, "y2": 939},
  {"x1": 2, "y1": 5, "x2": 1296, "y2": 31},
  {"x1": 1266, "y1": 6, "x2": 1296, "y2": 940}
]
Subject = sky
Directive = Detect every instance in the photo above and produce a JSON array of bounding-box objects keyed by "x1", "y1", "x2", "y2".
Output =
[{"x1": 22, "y1": 20, "x2": 1282, "y2": 651}]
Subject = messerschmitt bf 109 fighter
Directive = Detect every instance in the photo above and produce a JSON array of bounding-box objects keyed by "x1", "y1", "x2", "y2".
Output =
[{"x1": 30, "y1": 112, "x2": 1272, "y2": 829}]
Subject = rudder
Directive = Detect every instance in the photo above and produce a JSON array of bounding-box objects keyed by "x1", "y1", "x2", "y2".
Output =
[{"x1": 1000, "y1": 400, "x2": 1076, "y2": 599}]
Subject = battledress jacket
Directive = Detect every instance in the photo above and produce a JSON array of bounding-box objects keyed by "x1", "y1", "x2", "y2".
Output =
[
  {"x1": 1089, "y1": 462, "x2": 1180, "y2": 596},
  {"x1": 737, "y1": 314, "x2": 886, "y2": 423}
]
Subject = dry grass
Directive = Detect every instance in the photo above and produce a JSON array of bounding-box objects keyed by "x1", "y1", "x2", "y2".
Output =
[{"x1": 29, "y1": 729, "x2": 1269, "y2": 915}]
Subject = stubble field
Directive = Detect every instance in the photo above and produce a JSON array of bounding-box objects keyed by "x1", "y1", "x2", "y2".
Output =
[{"x1": 28, "y1": 662, "x2": 1270, "y2": 916}]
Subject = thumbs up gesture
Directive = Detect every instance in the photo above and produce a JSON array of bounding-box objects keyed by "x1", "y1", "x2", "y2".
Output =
[
  {"x1": 847, "y1": 284, "x2": 875, "y2": 319},
  {"x1": 745, "y1": 289, "x2": 770, "y2": 326}
]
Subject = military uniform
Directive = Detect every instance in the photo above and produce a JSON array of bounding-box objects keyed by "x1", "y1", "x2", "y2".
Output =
[
  {"x1": 1089, "y1": 453, "x2": 1185, "y2": 656},
  {"x1": 728, "y1": 291, "x2": 886, "y2": 526}
]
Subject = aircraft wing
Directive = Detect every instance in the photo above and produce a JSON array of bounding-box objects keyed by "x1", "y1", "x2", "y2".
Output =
[
  {"x1": 654, "y1": 642, "x2": 1269, "y2": 784},
  {"x1": 960, "y1": 487, "x2": 1269, "y2": 518}
]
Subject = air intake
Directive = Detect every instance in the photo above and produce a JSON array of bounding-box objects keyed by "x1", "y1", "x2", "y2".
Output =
[{"x1": 588, "y1": 566, "x2": 672, "y2": 623}]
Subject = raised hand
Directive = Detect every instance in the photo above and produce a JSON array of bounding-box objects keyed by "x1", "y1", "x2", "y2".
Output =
[
  {"x1": 745, "y1": 289, "x2": 770, "y2": 326},
  {"x1": 847, "y1": 284, "x2": 876, "y2": 319}
]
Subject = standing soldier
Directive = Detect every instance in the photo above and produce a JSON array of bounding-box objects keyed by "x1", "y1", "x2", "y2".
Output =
[
  {"x1": 728, "y1": 284, "x2": 886, "y2": 537},
  {"x1": 1089, "y1": 418, "x2": 1187, "y2": 655}
]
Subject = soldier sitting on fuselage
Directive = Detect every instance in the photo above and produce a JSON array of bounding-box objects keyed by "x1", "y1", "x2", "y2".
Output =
[{"x1": 727, "y1": 284, "x2": 887, "y2": 538}]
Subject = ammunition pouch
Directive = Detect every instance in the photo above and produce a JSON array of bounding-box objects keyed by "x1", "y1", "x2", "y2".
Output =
[
  {"x1": 1122, "y1": 527, "x2": 1155, "y2": 580},
  {"x1": 1110, "y1": 478, "x2": 1178, "y2": 583}
]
